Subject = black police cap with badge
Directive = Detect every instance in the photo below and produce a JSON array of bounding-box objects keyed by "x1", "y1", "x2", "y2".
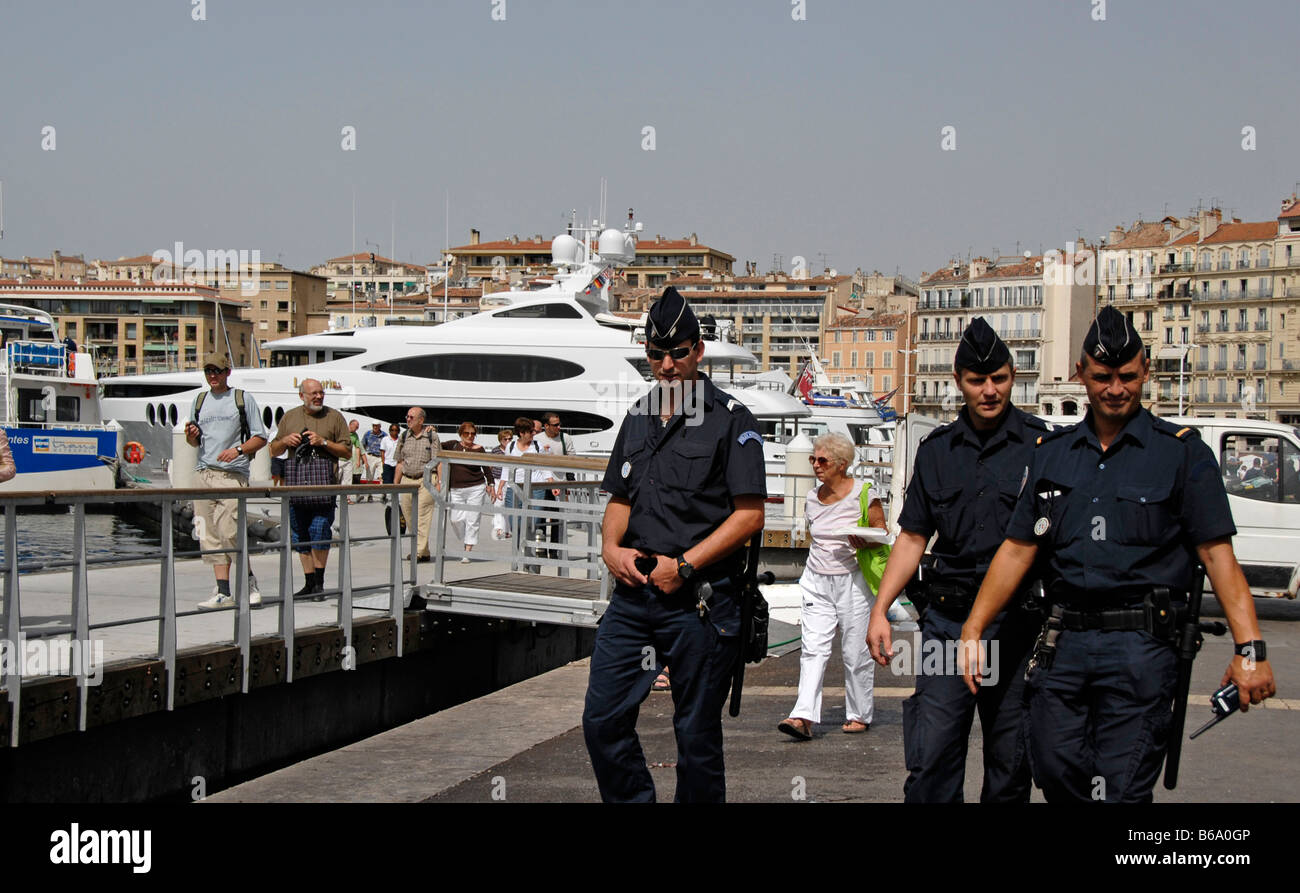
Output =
[
  {"x1": 646, "y1": 286, "x2": 700, "y2": 351},
  {"x1": 1082, "y1": 305, "x2": 1145, "y2": 367},
  {"x1": 954, "y1": 316, "x2": 1012, "y2": 374}
]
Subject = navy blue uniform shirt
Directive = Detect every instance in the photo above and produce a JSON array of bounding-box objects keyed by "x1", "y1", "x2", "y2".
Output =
[
  {"x1": 602, "y1": 374, "x2": 767, "y2": 561},
  {"x1": 897, "y1": 405, "x2": 1047, "y2": 587},
  {"x1": 1007, "y1": 408, "x2": 1236, "y2": 599}
]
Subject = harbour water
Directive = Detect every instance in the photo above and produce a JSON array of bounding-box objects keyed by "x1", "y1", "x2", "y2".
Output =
[{"x1": 0, "y1": 508, "x2": 162, "y2": 571}]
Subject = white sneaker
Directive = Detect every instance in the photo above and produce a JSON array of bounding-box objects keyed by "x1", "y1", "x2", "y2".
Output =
[
  {"x1": 249, "y1": 574, "x2": 262, "y2": 607},
  {"x1": 460, "y1": 557, "x2": 472, "y2": 564},
  {"x1": 198, "y1": 593, "x2": 236, "y2": 610}
]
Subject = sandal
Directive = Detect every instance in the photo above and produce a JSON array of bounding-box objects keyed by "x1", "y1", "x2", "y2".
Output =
[
  {"x1": 651, "y1": 670, "x2": 670, "y2": 692},
  {"x1": 777, "y1": 717, "x2": 813, "y2": 740},
  {"x1": 842, "y1": 720, "x2": 870, "y2": 734}
]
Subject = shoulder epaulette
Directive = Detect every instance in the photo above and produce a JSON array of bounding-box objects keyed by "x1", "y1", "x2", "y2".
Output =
[
  {"x1": 725, "y1": 398, "x2": 742, "y2": 413},
  {"x1": 1152, "y1": 416, "x2": 1199, "y2": 441},
  {"x1": 1021, "y1": 412, "x2": 1050, "y2": 432}
]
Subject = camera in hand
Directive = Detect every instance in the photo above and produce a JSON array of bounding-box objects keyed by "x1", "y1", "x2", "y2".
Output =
[
  {"x1": 189, "y1": 421, "x2": 202, "y2": 439},
  {"x1": 294, "y1": 428, "x2": 318, "y2": 461}
]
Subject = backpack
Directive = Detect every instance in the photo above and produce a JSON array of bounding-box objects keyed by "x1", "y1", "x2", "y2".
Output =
[
  {"x1": 854, "y1": 480, "x2": 892, "y2": 593},
  {"x1": 193, "y1": 388, "x2": 250, "y2": 444}
]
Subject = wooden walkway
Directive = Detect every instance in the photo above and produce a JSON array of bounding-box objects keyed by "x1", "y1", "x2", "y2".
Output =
[{"x1": 422, "y1": 572, "x2": 607, "y2": 627}]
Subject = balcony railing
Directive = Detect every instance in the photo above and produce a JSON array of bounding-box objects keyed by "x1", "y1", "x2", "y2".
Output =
[
  {"x1": 1233, "y1": 360, "x2": 1247, "y2": 370},
  {"x1": 1215, "y1": 324, "x2": 1230, "y2": 332},
  {"x1": 1213, "y1": 393, "x2": 1229, "y2": 403},
  {"x1": 1162, "y1": 262, "x2": 1195, "y2": 274},
  {"x1": 1196, "y1": 324, "x2": 1211, "y2": 333},
  {"x1": 1253, "y1": 360, "x2": 1268, "y2": 370},
  {"x1": 1235, "y1": 322, "x2": 1251, "y2": 332},
  {"x1": 1194, "y1": 362, "x2": 1209, "y2": 371},
  {"x1": 1255, "y1": 321, "x2": 1270, "y2": 331},
  {"x1": 1213, "y1": 362, "x2": 1228, "y2": 371}
]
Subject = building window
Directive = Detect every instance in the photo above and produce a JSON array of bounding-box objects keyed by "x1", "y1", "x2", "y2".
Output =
[
  {"x1": 850, "y1": 351, "x2": 858, "y2": 367},
  {"x1": 883, "y1": 351, "x2": 892, "y2": 368},
  {"x1": 832, "y1": 352, "x2": 840, "y2": 368}
]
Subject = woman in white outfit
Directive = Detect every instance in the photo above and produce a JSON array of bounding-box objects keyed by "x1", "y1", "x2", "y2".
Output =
[
  {"x1": 440, "y1": 421, "x2": 493, "y2": 561},
  {"x1": 778, "y1": 433, "x2": 883, "y2": 740}
]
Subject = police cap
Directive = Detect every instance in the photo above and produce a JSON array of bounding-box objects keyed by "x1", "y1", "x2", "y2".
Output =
[
  {"x1": 954, "y1": 316, "x2": 1012, "y2": 374},
  {"x1": 1082, "y1": 305, "x2": 1144, "y2": 367},
  {"x1": 645, "y1": 286, "x2": 700, "y2": 348}
]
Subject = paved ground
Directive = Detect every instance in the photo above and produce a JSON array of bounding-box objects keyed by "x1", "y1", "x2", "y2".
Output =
[{"x1": 214, "y1": 594, "x2": 1300, "y2": 803}]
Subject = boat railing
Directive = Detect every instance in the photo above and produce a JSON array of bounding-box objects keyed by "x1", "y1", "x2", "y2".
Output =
[
  {"x1": 6, "y1": 340, "x2": 68, "y2": 377},
  {"x1": 0, "y1": 481, "x2": 421, "y2": 747}
]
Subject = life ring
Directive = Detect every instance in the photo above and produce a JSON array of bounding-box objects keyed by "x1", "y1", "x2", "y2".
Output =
[{"x1": 124, "y1": 441, "x2": 145, "y2": 464}]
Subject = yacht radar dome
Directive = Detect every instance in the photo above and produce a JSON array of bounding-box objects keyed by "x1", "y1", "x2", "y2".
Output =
[
  {"x1": 597, "y1": 228, "x2": 636, "y2": 263},
  {"x1": 551, "y1": 233, "x2": 579, "y2": 267}
]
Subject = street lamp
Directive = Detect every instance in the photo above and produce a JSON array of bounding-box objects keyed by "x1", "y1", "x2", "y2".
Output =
[{"x1": 1156, "y1": 342, "x2": 1195, "y2": 415}]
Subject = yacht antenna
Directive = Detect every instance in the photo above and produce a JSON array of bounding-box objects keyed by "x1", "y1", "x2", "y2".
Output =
[
  {"x1": 351, "y1": 188, "x2": 357, "y2": 326},
  {"x1": 0, "y1": 180, "x2": 5, "y2": 239},
  {"x1": 443, "y1": 191, "x2": 449, "y2": 325}
]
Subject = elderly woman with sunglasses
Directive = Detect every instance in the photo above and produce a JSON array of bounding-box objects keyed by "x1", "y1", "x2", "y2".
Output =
[
  {"x1": 440, "y1": 421, "x2": 494, "y2": 562},
  {"x1": 778, "y1": 433, "x2": 884, "y2": 740}
]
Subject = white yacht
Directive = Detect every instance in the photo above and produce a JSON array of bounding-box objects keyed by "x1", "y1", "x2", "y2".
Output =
[
  {"x1": 0, "y1": 304, "x2": 121, "y2": 491},
  {"x1": 100, "y1": 221, "x2": 811, "y2": 492}
]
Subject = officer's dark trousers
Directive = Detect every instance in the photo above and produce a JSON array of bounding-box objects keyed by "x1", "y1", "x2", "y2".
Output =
[
  {"x1": 583, "y1": 583, "x2": 739, "y2": 803},
  {"x1": 1025, "y1": 629, "x2": 1178, "y2": 803},
  {"x1": 902, "y1": 610, "x2": 1034, "y2": 803}
]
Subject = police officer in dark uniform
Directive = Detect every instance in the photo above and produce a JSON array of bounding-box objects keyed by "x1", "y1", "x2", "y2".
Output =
[
  {"x1": 960, "y1": 306, "x2": 1277, "y2": 802},
  {"x1": 582, "y1": 287, "x2": 767, "y2": 802},
  {"x1": 866, "y1": 317, "x2": 1046, "y2": 802}
]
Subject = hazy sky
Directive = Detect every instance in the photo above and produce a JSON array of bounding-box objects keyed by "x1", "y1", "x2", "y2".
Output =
[{"x1": 2, "y1": 0, "x2": 1297, "y2": 279}]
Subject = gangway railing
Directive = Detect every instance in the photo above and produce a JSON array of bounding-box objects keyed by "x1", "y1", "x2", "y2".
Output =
[{"x1": 0, "y1": 481, "x2": 418, "y2": 747}]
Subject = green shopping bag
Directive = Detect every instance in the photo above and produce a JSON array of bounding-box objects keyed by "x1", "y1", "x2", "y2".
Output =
[{"x1": 854, "y1": 480, "x2": 891, "y2": 592}]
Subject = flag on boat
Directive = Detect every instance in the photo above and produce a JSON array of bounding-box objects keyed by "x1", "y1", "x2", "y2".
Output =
[
  {"x1": 583, "y1": 267, "x2": 613, "y2": 295},
  {"x1": 872, "y1": 385, "x2": 900, "y2": 408},
  {"x1": 794, "y1": 362, "x2": 815, "y2": 402}
]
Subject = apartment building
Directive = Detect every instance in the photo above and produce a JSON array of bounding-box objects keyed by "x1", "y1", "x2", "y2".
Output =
[
  {"x1": 822, "y1": 312, "x2": 913, "y2": 417},
  {"x1": 1099, "y1": 198, "x2": 1300, "y2": 424},
  {"x1": 447, "y1": 230, "x2": 735, "y2": 287},
  {"x1": 649, "y1": 271, "x2": 853, "y2": 376},
  {"x1": 311, "y1": 253, "x2": 429, "y2": 305},
  {"x1": 0, "y1": 279, "x2": 253, "y2": 376},
  {"x1": 915, "y1": 248, "x2": 1094, "y2": 421}
]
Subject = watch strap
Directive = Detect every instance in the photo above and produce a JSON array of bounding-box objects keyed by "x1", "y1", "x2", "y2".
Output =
[{"x1": 1234, "y1": 640, "x2": 1267, "y2": 661}]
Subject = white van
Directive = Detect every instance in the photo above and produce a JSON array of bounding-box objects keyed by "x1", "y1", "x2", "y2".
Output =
[{"x1": 889, "y1": 412, "x2": 1300, "y2": 600}]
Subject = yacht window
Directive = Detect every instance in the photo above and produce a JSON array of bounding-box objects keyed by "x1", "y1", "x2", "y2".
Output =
[
  {"x1": 58, "y1": 396, "x2": 81, "y2": 423},
  {"x1": 101, "y1": 383, "x2": 195, "y2": 398},
  {"x1": 373, "y1": 354, "x2": 584, "y2": 383},
  {"x1": 327, "y1": 349, "x2": 363, "y2": 361},
  {"x1": 492, "y1": 304, "x2": 583, "y2": 319},
  {"x1": 270, "y1": 350, "x2": 311, "y2": 367}
]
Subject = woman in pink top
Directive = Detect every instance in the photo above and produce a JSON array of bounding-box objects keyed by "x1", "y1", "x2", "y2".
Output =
[{"x1": 778, "y1": 433, "x2": 884, "y2": 740}]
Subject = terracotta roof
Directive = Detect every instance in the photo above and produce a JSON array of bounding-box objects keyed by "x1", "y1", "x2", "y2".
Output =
[
  {"x1": 828, "y1": 313, "x2": 908, "y2": 330},
  {"x1": 920, "y1": 267, "x2": 966, "y2": 285},
  {"x1": 1279, "y1": 199, "x2": 1300, "y2": 219},
  {"x1": 105, "y1": 254, "x2": 160, "y2": 265},
  {"x1": 1170, "y1": 231, "x2": 1200, "y2": 246},
  {"x1": 1200, "y1": 221, "x2": 1277, "y2": 245},
  {"x1": 325, "y1": 252, "x2": 428, "y2": 270},
  {"x1": 973, "y1": 257, "x2": 1043, "y2": 280},
  {"x1": 1108, "y1": 222, "x2": 1177, "y2": 249},
  {"x1": 448, "y1": 240, "x2": 555, "y2": 254}
]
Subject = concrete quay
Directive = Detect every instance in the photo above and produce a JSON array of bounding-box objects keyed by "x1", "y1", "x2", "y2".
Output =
[{"x1": 212, "y1": 596, "x2": 1300, "y2": 804}]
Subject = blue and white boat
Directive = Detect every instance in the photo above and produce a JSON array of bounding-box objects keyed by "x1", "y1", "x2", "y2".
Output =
[{"x1": 0, "y1": 304, "x2": 120, "y2": 491}]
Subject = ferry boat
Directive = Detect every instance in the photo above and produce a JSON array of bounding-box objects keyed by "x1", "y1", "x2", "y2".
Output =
[
  {"x1": 0, "y1": 304, "x2": 121, "y2": 491},
  {"x1": 100, "y1": 217, "x2": 811, "y2": 492}
]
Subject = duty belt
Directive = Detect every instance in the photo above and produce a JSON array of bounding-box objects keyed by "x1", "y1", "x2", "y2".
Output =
[
  {"x1": 1054, "y1": 587, "x2": 1186, "y2": 641},
  {"x1": 926, "y1": 582, "x2": 974, "y2": 616}
]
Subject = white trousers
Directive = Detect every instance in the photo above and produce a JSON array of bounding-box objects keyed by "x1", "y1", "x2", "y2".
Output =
[
  {"x1": 790, "y1": 566, "x2": 876, "y2": 725},
  {"x1": 449, "y1": 482, "x2": 487, "y2": 547}
]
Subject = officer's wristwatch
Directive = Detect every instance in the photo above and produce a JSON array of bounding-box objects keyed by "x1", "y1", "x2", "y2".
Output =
[
  {"x1": 1234, "y1": 640, "x2": 1267, "y2": 661},
  {"x1": 675, "y1": 557, "x2": 695, "y2": 582}
]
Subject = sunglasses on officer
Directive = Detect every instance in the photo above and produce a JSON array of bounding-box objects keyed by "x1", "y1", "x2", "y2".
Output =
[{"x1": 646, "y1": 343, "x2": 696, "y2": 362}]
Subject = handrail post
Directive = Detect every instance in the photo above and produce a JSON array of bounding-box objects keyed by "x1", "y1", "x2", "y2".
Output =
[
  {"x1": 235, "y1": 495, "x2": 251, "y2": 693},
  {"x1": 390, "y1": 483, "x2": 404, "y2": 655},
  {"x1": 338, "y1": 493, "x2": 353, "y2": 665},
  {"x1": 432, "y1": 458, "x2": 447, "y2": 583},
  {"x1": 159, "y1": 498, "x2": 177, "y2": 710},
  {"x1": 72, "y1": 504, "x2": 90, "y2": 731},
  {"x1": 279, "y1": 494, "x2": 295, "y2": 682},
  {"x1": 4, "y1": 503, "x2": 22, "y2": 746}
]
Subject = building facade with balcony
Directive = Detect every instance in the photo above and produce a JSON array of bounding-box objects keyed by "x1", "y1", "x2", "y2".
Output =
[
  {"x1": 1100, "y1": 198, "x2": 1300, "y2": 424},
  {"x1": 915, "y1": 250, "x2": 1094, "y2": 421},
  {"x1": 655, "y1": 272, "x2": 851, "y2": 376},
  {"x1": 0, "y1": 279, "x2": 254, "y2": 376},
  {"x1": 823, "y1": 312, "x2": 913, "y2": 417},
  {"x1": 311, "y1": 253, "x2": 429, "y2": 307},
  {"x1": 446, "y1": 230, "x2": 735, "y2": 289}
]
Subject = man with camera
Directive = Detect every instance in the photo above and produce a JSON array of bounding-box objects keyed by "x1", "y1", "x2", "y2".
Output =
[
  {"x1": 188, "y1": 352, "x2": 267, "y2": 611},
  {"x1": 268, "y1": 379, "x2": 351, "y2": 597},
  {"x1": 582, "y1": 287, "x2": 766, "y2": 802}
]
